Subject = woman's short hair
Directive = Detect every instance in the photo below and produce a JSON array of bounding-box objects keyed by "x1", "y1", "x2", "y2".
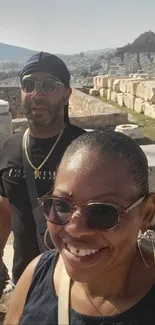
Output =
[{"x1": 61, "y1": 130, "x2": 149, "y2": 196}]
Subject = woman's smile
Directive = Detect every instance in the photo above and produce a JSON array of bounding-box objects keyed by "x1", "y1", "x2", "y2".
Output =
[{"x1": 62, "y1": 240, "x2": 110, "y2": 267}]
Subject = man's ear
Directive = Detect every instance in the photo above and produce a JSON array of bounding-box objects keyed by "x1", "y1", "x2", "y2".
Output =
[
  {"x1": 66, "y1": 87, "x2": 72, "y2": 98},
  {"x1": 64, "y1": 87, "x2": 72, "y2": 105},
  {"x1": 66, "y1": 87, "x2": 72, "y2": 97},
  {"x1": 140, "y1": 193, "x2": 155, "y2": 232}
]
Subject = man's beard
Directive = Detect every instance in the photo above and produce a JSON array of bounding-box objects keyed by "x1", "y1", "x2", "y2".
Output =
[{"x1": 22, "y1": 98, "x2": 65, "y2": 128}]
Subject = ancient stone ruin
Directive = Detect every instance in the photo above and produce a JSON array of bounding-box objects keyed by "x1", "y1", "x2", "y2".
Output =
[{"x1": 91, "y1": 74, "x2": 155, "y2": 119}]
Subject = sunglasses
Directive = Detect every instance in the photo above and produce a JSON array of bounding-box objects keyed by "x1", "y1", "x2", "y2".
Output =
[
  {"x1": 21, "y1": 78, "x2": 63, "y2": 94},
  {"x1": 39, "y1": 194, "x2": 146, "y2": 232}
]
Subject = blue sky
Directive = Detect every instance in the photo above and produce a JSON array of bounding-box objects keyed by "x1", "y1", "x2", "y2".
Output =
[{"x1": 0, "y1": 0, "x2": 155, "y2": 54}]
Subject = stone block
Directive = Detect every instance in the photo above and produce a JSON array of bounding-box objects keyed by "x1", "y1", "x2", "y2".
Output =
[
  {"x1": 70, "y1": 112, "x2": 128, "y2": 129},
  {"x1": 144, "y1": 102, "x2": 155, "y2": 119},
  {"x1": 93, "y1": 76, "x2": 98, "y2": 88},
  {"x1": 126, "y1": 80, "x2": 141, "y2": 96},
  {"x1": 107, "y1": 89, "x2": 111, "y2": 101},
  {"x1": 89, "y1": 88, "x2": 99, "y2": 96},
  {"x1": 111, "y1": 91, "x2": 118, "y2": 103},
  {"x1": 99, "y1": 88, "x2": 107, "y2": 98},
  {"x1": 99, "y1": 75, "x2": 109, "y2": 88},
  {"x1": 123, "y1": 93, "x2": 135, "y2": 110},
  {"x1": 120, "y1": 79, "x2": 130, "y2": 93},
  {"x1": 144, "y1": 81, "x2": 155, "y2": 103},
  {"x1": 113, "y1": 79, "x2": 121, "y2": 92},
  {"x1": 117, "y1": 93, "x2": 124, "y2": 106},
  {"x1": 107, "y1": 78, "x2": 115, "y2": 89},
  {"x1": 136, "y1": 81, "x2": 148, "y2": 100},
  {"x1": 96, "y1": 77, "x2": 100, "y2": 88},
  {"x1": 0, "y1": 86, "x2": 21, "y2": 118},
  {"x1": 132, "y1": 73, "x2": 148, "y2": 79},
  {"x1": 134, "y1": 98, "x2": 145, "y2": 113},
  {"x1": 0, "y1": 112, "x2": 13, "y2": 148},
  {"x1": 69, "y1": 89, "x2": 128, "y2": 125},
  {"x1": 0, "y1": 100, "x2": 9, "y2": 113}
]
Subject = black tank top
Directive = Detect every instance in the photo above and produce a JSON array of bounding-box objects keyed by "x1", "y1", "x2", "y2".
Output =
[{"x1": 20, "y1": 250, "x2": 155, "y2": 325}]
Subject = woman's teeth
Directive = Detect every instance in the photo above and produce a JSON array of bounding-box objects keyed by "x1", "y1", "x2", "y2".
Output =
[{"x1": 66, "y1": 243, "x2": 100, "y2": 257}]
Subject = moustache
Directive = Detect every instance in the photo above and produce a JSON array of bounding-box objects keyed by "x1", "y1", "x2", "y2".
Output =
[
  {"x1": 24, "y1": 99, "x2": 50, "y2": 112},
  {"x1": 31, "y1": 98, "x2": 50, "y2": 107}
]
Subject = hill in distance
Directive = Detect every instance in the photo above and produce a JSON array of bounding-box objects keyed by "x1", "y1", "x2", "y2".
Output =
[
  {"x1": 116, "y1": 30, "x2": 155, "y2": 54},
  {"x1": 1, "y1": 31, "x2": 155, "y2": 61},
  {"x1": 84, "y1": 48, "x2": 114, "y2": 55},
  {"x1": 0, "y1": 43, "x2": 115, "y2": 61},
  {"x1": 2, "y1": 31, "x2": 154, "y2": 61},
  {"x1": 0, "y1": 43, "x2": 38, "y2": 61}
]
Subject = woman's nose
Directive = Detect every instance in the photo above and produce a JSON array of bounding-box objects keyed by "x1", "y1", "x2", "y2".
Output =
[{"x1": 64, "y1": 208, "x2": 95, "y2": 238}]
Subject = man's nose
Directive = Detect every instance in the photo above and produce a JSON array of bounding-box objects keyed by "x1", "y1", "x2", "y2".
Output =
[{"x1": 31, "y1": 81, "x2": 45, "y2": 99}]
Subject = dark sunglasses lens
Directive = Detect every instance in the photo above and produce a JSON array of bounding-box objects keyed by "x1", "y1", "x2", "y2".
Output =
[
  {"x1": 42, "y1": 79, "x2": 57, "y2": 93},
  {"x1": 41, "y1": 198, "x2": 52, "y2": 217},
  {"x1": 21, "y1": 79, "x2": 35, "y2": 93},
  {"x1": 86, "y1": 203, "x2": 119, "y2": 230},
  {"x1": 43, "y1": 198, "x2": 71, "y2": 225}
]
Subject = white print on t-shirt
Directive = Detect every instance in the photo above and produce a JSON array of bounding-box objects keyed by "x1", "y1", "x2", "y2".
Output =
[{"x1": 8, "y1": 168, "x2": 55, "y2": 181}]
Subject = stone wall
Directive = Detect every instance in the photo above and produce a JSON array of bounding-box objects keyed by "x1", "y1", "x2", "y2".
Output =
[
  {"x1": 91, "y1": 74, "x2": 155, "y2": 119},
  {"x1": 69, "y1": 89, "x2": 128, "y2": 128},
  {"x1": 0, "y1": 86, "x2": 21, "y2": 118}
]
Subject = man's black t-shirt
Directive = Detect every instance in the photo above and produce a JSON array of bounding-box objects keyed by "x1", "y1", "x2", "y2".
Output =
[{"x1": 0, "y1": 124, "x2": 85, "y2": 282}]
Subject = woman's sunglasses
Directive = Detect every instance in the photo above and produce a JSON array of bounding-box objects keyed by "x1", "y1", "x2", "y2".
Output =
[
  {"x1": 39, "y1": 194, "x2": 146, "y2": 232},
  {"x1": 21, "y1": 78, "x2": 63, "y2": 94}
]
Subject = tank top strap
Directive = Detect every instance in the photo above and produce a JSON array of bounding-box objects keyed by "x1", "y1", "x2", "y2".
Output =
[{"x1": 25, "y1": 249, "x2": 59, "y2": 303}]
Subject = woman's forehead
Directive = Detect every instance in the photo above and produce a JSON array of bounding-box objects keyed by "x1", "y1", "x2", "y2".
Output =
[
  {"x1": 55, "y1": 150, "x2": 137, "y2": 201},
  {"x1": 60, "y1": 149, "x2": 125, "y2": 176}
]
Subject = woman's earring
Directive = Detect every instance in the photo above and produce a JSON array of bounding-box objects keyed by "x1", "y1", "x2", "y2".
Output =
[
  {"x1": 137, "y1": 229, "x2": 155, "y2": 269},
  {"x1": 44, "y1": 228, "x2": 55, "y2": 251}
]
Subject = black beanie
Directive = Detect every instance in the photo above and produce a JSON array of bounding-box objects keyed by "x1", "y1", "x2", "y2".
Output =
[{"x1": 20, "y1": 52, "x2": 70, "y2": 86}]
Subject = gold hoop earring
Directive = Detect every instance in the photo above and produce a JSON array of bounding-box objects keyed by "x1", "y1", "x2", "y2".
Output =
[
  {"x1": 44, "y1": 228, "x2": 53, "y2": 251},
  {"x1": 137, "y1": 229, "x2": 155, "y2": 269}
]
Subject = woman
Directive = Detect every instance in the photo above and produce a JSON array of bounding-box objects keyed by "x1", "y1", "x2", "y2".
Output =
[{"x1": 4, "y1": 131, "x2": 155, "y2": 325}]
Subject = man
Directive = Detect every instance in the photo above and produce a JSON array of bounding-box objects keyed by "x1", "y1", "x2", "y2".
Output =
[{"x1": 0, "y1": 52, "x2": 85, "y2": 286}]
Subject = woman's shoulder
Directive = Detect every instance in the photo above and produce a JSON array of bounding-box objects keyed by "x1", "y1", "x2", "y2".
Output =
[
  {"x1": 4, "y1": 250, "x2": 59, "y2": 325},
  {"x1": 30, "y1": 249, "x2": 59, "y2": 281}
]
